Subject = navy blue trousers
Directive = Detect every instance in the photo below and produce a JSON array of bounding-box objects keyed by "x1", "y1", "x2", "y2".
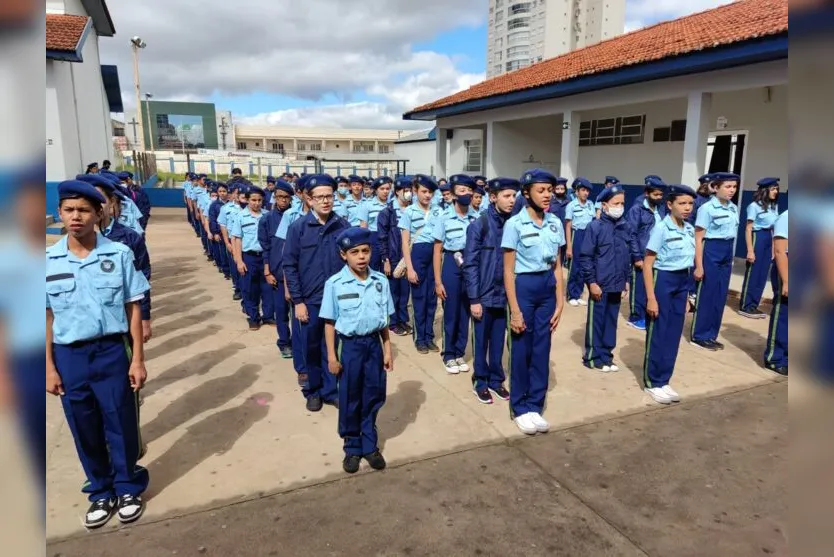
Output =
[
  {"x1": 53, "y1": 335, "x2": 148, "y2": 501},
  {"x1": 389, "y1": 274, "x2": 410, "y2": 327},
  {"x1": 691, "y1": 239, "x2": 734, "y2": 342},
  {"x1": 199, "y1": 223, "x2": 211, "y2": 256},
  {"x1": 241, "y1": 252, "x2": 265, "y2": 323},
  {"x1": 629, "y1": 264, "x2": 648, "y2": 323},
  {"x1": 369, "y1": 231, "x2": 382, "y2": 272},
  {"x1": 338, "y1": 333, "x2": 387, "y2": 456},
  {"x1": 472, "y1": 307, "x2": 507, "y2": 391},
  {"x1": 262, "y1": 280, "x2": 276, "y2": 322},
  {"x1": 509, "y1": 271, "x2": 556, "y2": 417},
  {"x1": 270, "y1": 279, "x2": 292, "y2": 350},
  {"x1": 764, "y1": 265, "x2": 788, "y2": 369},
  {"x1": 584, "y1": 292, "x2": 622, "y2": 368},
  {"x1": 567, "y1": 228, "x2": 587, "y2": 300},
  {"x1": 441, "y1": 252, "x2": 470, "y2": 361},
  {"x1": 741, "y1": 229, "x2": 773, "y2": 312},
  {"x1": 295, "y1": 303, "x2": 338, "y2": 402},
  {"x1": 12, "y1": 350, "x2": 46, "y2": 484},
  {"x1": 410, "y1": 243, "x2": 437, "y2": 348},
  {"x1": 227, "y1": 245, "x2": 241, "y2": 295},
  {"x1": 644, "y1": 269, "x2": 689, "y2": 388}
]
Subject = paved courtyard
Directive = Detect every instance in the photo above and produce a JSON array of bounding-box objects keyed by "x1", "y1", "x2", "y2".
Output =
[{"x1": 46, "y1": 209, "x2": 787, "y2": 553}]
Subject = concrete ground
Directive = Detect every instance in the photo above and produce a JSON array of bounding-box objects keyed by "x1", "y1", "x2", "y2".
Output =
[{"x1": 46, "y1": 208, "x2": 787, "y2": 554}]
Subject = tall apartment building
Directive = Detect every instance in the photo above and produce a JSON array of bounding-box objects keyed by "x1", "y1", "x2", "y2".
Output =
[{"x1": 486, "y1": 0, "x2": 626, "y2": 78}]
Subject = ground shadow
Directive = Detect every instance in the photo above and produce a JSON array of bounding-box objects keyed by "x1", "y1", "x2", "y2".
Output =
[
  {"x1": 619, "y1": 337, "x2": 647, "y2": 389},
  {"x1": 142, "y1": 364, "x2": 261, "y2": 444},
  {"x1": 152, "y1": 309, "x2": 220, "y2": 339},
  {"x1": 721, "y1": 322, "x2": 767, "y2": 365},
  {"x1": 144, "y1": 324, "x2": 223, "y2": 362},
  {"x1": 143, "y1": 342, "x2": 245, "y2": 397},
  {"x1": 377, "y1": 380, "x2": 426, "y2": 450},
  {"x1": 152, "y1": 291, "x2": 211, "y2": 320},
  {"x1": 145, "y1": 392, "x2": 273, "y2": 499},
  {"x1": 149, "y1": 279, "x2": 194, "y2": 295},
  {"x1": 152, "y1": 265, "x2": 199, "y2": 282}
]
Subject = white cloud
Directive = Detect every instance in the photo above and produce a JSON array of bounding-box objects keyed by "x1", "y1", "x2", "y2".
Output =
[{"x1": 625, "y1": 0, "x2": 734, "y2": 31}]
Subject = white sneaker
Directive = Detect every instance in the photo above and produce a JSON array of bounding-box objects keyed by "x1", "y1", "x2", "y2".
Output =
[
  {"x1": 608, "y1": 363, "x2": 620, "y2": 372},
  {"x1": 569, "y1": 299, "x2": 580, "y2": 307},
  {"x1": 444, "y1": 359, "x2": 460, "y2": 374},
  {"x1": 527, "y1": 412, "x2": 550, "y2": 433},
  {"x1": 661, "y1": 384, "x2": 681, "y2": 402},
  {"x1": 577, "y1": 298, "x2": 588, "y2": 306},
  {"x1": 514, "y1": 413, "x2": 538, "y2": 435},
  {"x1": 600, "y1": 365, "x2": 612, "y2": 373},
  {"x1": 645, "y1": 387, "x2": 673, "y2": 405},
  {"x1": 455, "y1": 358, "x2": 470, "y2": 372}
]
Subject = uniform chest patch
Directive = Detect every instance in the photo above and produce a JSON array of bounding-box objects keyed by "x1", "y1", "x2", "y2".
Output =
[
  {"x1": 100, "y1": 259, "x2": 116, "y2": 273},
  {"x1": 549, "y1": 224, "x2": 557, "y2": 232},
  {"x1": 375, "y1": 282, "x2": 383, "y2": 292}
]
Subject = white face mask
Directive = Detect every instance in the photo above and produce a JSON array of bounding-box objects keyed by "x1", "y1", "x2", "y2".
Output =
[
  {"x1": 606, "y1": 206, "x2": 625, "y2": 219},
  {"x1": 402, "y1": 190, "x2": 413, "y2": 202}
]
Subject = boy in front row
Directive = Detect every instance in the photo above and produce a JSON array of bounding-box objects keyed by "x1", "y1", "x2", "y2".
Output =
[{"x1": 322, "y1": 228, "x2": 395, "y2": 474}]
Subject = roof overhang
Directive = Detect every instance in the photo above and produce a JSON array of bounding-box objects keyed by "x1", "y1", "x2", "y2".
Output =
[
  {"x1": 100, "y1": 65, "x2": 124, "y2": 112},
  {"x1": 404, "y1": 35, "x2": 788, "y2": 121},
  {"x1": 46, "y1": 15, "x2": 93, "y2": 63},
  {"x1": 313, "y1": 154, "x2": 410, "y2": 163},
  {"x1": 81, "y1": 0, "x2": 116, "y2": 36}
]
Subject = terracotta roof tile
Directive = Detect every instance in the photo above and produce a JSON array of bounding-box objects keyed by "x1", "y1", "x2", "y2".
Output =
[
  {"x1": 407, "y1": 0, "x2": 788, "y2": 116},
  {"x1": 46, "y1": 14, "x2": 90, "y2": 52}
]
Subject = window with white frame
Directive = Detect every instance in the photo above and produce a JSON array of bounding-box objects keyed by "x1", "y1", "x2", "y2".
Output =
[
  {"x1": 495, "y1": 11, "x2": 504, "y2": 22},
  {"x1": 579, "y1": 115, "x2": 646, "y2": 146},
  {"x1": 237, "y1": 141, "x2": 247, "y2": 150},
  {"x1": 509, "y1": 2, "x2": 531, "y2": 15},
  {"x1": 309, "y1": 142, "x2": 322, "y2": 151},
  {"x1": 495, "y1": 50, "x2": 503, "y2": 61},
  {"x1": 507, "y1": 45, "x2": 530, "y2": 58},
  {"x1": 378, "y1": 144, "x2": 390, "y2": 154},
  {"x1": 505, "y1": 59, "x2": 529, "y2": 72},
  {"x1": 507, "y1": 17, "x2": 529, "y2": 30},
  {"x1": 464, "y1": 139, "x2": 482, "y2": 173},
  {"x1": 353, "y1": 141, "x2": 376, "y2": 153},
  {"x1": 508, "y1": 30, "x2": 530, "y2": 44},
  {"x1": 297, "y1": 142, "x2": 308, "y2": 151},
  {"x1": 495, "y1": 37, "x2": 504, "y2": 49}
]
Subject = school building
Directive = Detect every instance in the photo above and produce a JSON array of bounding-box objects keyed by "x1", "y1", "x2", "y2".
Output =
[{"x1": 404, "y1": 0, "x2": 788, "y2": 204}]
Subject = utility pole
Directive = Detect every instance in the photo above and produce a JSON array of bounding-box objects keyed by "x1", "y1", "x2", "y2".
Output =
[
  {"x1": 144, "y1": 92, "x2": 154, "y2": 152},
  {"x1": 219, "y1": 116, "x2": 229, "y2": 151},
  {"x1": 130, "y1": 37, "x2": 147, "y2": 149}
]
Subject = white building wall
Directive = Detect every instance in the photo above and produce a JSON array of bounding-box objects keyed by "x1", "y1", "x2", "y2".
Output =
[
  {"x1": 46, "y1": 60, "x2": 76, "y2": 181},
  {"x1": 394, "y1": 141, "x2": 435, "y2": 176},
  {"x1": 491, "y1": 116, "x2": 562, "y2": 178},
  {"x1": 448, "y1": 129, "x2": 484, "y2": 176},
  {"x1": 72, "y1": 34, "x2": 112, "y2": 170}
]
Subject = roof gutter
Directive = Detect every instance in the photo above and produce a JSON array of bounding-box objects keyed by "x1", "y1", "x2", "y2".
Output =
[{"x1": 404, "y1": 34, "x2": 788, "y2": 121}]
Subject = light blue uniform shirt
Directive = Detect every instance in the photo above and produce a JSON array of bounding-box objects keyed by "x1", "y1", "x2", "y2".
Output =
[
  {"x1": 333, "y1": 198, "x2": 348, "y2": 219},
  {"x1": 276, "y1": 204, "x2": 308, "y2": 240},
  {"x1": 46, "y1": 233, "x2": 150, "y2": 345},
  {"x1": 646, "y1": 215, "x2": 696, "y2": 271},
  {"x1": 320, "y1": 267, "x2": 395, "y2": 336},
  {"x1": 118, "y1": 198, "x2": 144, "y2": 236},
  {"x1": 358, "y1": 198, "x2": 387, "y2": 232},
  {"x1": 197, "y1": 191, "x2": 213, "y2": 215},
  {"x1": 432, "y1": 206, "x2": 478, "y2": 251},
  {"x1": 399, "y1": 204, "x2": 441, "y2": 245},
  {"x1": 746, "y1": 202, "x2": 779, "y2": 231},
  {"x1": 695, "y1": 196, "x2": 739, "y2": 239},
  {"x1": 644, "y1": 199, "x2": 663, "y2": 225},
  {"x1": 188, "y1": 184, "x2": 201, "y2": 200},
  {"x1": 0, "y1": 237, "x2": 46, "y2": 352},
  {"x1": 217, "y1": 201, "x2": 238, "y2": 229},
  {"x1": 501, "y1": 209, "x2": 566, "y2": 274},
  {"x1": 565, "y1": 199, "x2": 595, "y2": 230},
  {"x1": 773, "y1": 210, "x2": 788, "y2": 240},
  {"x1": 344, "y1": 196, "x2": 366, "y2": 226},
  {"x1": 182, "y1": 180, "x2": 192, "y2": 198},
  {"x1": 231, "y1": 209, "x2": 267, "y2": 252}
]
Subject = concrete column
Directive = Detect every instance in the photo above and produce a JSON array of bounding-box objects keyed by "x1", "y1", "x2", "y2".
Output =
[
  {"x1": 321, "y1": 139, "x2": 327, "y2": 154},
  {"x1": 262, "y1": 137, "x2": 268, "y2": 152},
  {"x1": 292, "y1": 138, "x2": 298, "y2": 157},
  {"x1": 681, "y1": 92, "x2": 712, "y2": 186},
  {"x1": 485, "y1": 121, "x2": 497, "y2": 178},
  {"x1": 436, "y1": 127, "x2": 448, "y2": 178},
  {"x1": 374, "y1": 140, "x2": 379, "y2": 153},
  {"x1": 560, "y1": 111, "x2": 580, "y2": 181}
]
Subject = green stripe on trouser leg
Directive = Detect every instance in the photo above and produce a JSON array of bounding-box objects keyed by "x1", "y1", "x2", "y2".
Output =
[
  {"x1": 740, "y1": 231, "x2": 756, "y2": 310},
  {"x1": 642, "y1": 270, "x2": 658, "y2": 389},
  {"x1": 765, "y1": 276, "x2": 782, "y2": 364},
  {"x1": 689, "y1": 280, "x2": 703, "y2": 340},
  {"x1": 122, "y1": 335, "x2": 143, "y2": 459},
  {"x1": 586, "y1": 298, "x2": 595, "y2": 367}
]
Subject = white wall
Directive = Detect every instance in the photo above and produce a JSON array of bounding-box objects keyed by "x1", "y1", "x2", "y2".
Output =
[
  {"x1": 73, "y1": 34, "x2": 112, "y2": 169},
  {"x1": 448, "y1": 128, "x2": 484, "y2": 176},
  {"x1": 491, "y1": 115, "x2": 562, "y2": 178},
  {"x1": 394, "y1": 141, "x2": 435, "y2": 176},
  {"x1": 47, "y1": 61, "x2": 73, "y2": 181}
]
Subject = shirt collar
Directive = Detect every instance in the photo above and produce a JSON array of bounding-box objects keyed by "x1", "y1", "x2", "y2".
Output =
[
  {"x1": 663, "y1": 215, "x2": 684, "y2": 231},
  {"x1": 709, "y1": 196, "x2": 735, "y2": 210},
  {"x1": 337, "y1": 266, "x2": 379, "y2": 285}
]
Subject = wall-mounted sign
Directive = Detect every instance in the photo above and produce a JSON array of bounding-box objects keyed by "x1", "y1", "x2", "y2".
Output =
[
  {"x1": 562, "y1": 121, "x2": 570, "y2": 130},
  {"x1": 716, "y1": 116, "x2": 728, "y2": 130}
]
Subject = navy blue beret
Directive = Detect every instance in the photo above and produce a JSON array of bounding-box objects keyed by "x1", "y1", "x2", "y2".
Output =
[
  {"x1": 698, "y1": 173, "x2": 713, "y2": 184},
  {"x1": 598, "y1": 185, "x2": 626, "y2": 203},
  {"x1": 711, "y1": 172, "x2": 739, "y2": 182},
  {"x1": 117, "y1": 171, "x2": 133, "y2": 180},
  {"x1": 449, "y1": 174, "x2": 477, "y2": 188},
  {"x1": 209, "y1": 185, "x2": 219, "y2": 194},
  {"x1": 571, "y1": 177, "x2": 593, "y2": 191},
  {"x1": 306, "y1": 174, "x2": 337, "y2": 190},
  {"x1": 488, "y1": 177, "x2": 520, "y2": 192},
  {"x1": 667, "y1": 184, "x2": 697, "y2": 198},
  {"x1": 439, "y1": 182, "x2": 450, "y2": 192},
  {"x1": 275, "y1": 180, "x2": 294, "y2": 195},
  {"x1": 59, "y1": 180, "x2": 106, "y2": 204},
  {"x1": 266, "y1": 175, "x2": 276, "y2": 184},
  {"x1": 473, "y1": 175, "x2": 487, "y2": 184},
  {"x1": 555, "y1": 177, "x2": 568, "y2": 185},
  {"x1": 347, "y1": 174, "x2": 363, "y2": 183},
  {"x1": 372, "y1": 176, "x2": 393, "y2": 189},
  {"x1": 197, "y1": 173, "x2": 207, "y2": 179},
  {"x1": 475, "y1": 186, "x2": 486, "y2": 196},
  {"x1": 336, "y1": 176, "x2": 349, "y2": 185},
  {"x1": 604, "y1": 176, "x2": 620, "y2": 184},
  {"x1": 337, "y1": 227, "x2": 373, "y2": 251},
  {"x1": 75, "y1": 174, "x2": 124, "y2": 199},
  {"x1": 247, "y1": 186, "x2": 265, "y2": 197},
  {"x1": 645, "y1": 176, "x2": 666, "y2": 187},
  {"x1": 394, "y1": 176, "x2": 413, "y2": 190},
  {"x1": 216, "y1": 181, "x2": 228, "y2": 189},
  {"x1": 295, "y1": 175, "x2": 311, "y2": 192},
  {"x1": 520, "y1": 169, "x2": 558, "y2": 187},
  {"x1": 757, "y1": 177, "x2": 780, "y2": 188},
  {"x1": 238, "y1": 185, "x2": 250, "y2": 195},
  {"x1": 414, "y1": 174, "x2": 438, "y2": 191}
]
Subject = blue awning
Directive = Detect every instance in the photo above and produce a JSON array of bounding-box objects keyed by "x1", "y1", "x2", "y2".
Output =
[{"x1": 100, "y1": 65, "x2": 123, "y2": 113}]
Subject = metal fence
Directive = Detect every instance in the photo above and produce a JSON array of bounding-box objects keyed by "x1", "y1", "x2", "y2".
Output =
[{"x1": 131, "y1": 151, "x2": 158, "y2": 184}]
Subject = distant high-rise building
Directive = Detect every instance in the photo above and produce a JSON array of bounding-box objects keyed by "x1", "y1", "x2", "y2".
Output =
[{"x1": 486, "y1": 0, "x2": 626, "y2": 78}]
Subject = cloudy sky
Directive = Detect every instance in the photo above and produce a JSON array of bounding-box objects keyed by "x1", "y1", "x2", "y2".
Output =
[{"x1": 101, "y1": 0, "x2": 732, "y2": 130}]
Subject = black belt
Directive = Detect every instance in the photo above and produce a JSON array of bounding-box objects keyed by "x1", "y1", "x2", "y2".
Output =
[
  {"x1": 65, "y1": 333, "x2": 124, "y2": 348},
  {"x1": 443, "y1": 249, "x2": 462, "y2": 254},
  {"x1": 659, "y1": 268, "x2": 690, "y2": 275},
  {"x1": 338, "y1": 331, "x2": 382, "y2": 340},
  {"x1": 243, "y1": 250, "x2": 262, "y2": 256}
]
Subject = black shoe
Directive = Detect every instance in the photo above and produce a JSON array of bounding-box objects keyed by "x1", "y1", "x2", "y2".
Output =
[
  {"x1": 403, "y1": 323, "x2": 414, "y2": 335},
  {"x1": 364, "y1": 450, "x2": 386, "y2": 471},
  {"x1": 766, "y1": 365, "x2": 788, "y2": 376},
  {"x1": 224, "y1": 275, "x2": 231, "y2": 280},
  {"x1": 343, "y1": 455, "x2": 362, "y2": 474},
  {"x1": 84, "y1": 497, "x2": 116, "y2": 529},
  {"x1": 116, "y1": 494, "x2": 145, "y2": 524},
  {"x1": 389, "y1": 324, "x2": 402, "y2": 336},
  {"x1": 427, "y1": 341, "x2": 440, "y2": 352},
  {"x1": 393, "y1": 324, "x2": 409, "y2": 337},
  {"x1": 710, "y1": 340, "x2": 725, "y2": 350},
  {"x1": 280, "y1": 346, "x2": 293, "y2": 359},
  {"x1": 489, "y1": 385, "x2": 510, "y2": 401},
  {"x1": 324, "y1": 398, "x2": 339, "y2": 409},
  {"x1": 306, "y1": 395, "x2": 323, "y2": 412},
  {"x1": 233, "y1": 292, "x2": 242, "y2": 301},
  {"x1": 473, "y1": 387, "x2": 493, "y2": 404},
  {"x1": 416, "y1": 344, "x2": 429, "y2": 354},
  {"x1": 262, "y1": 319, "x2": 276, "y2": 326},
  {"x1": 248, "y1": 320, "x2": 261, "y2": 331},
  {"x1": 690, "y1": 339, "x2": 718, "y2": 351}
]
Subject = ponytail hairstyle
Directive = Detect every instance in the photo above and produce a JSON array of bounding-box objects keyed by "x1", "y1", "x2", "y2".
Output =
[{"x1": 752, "y1": 186, "x2": 778, "y2": 211}]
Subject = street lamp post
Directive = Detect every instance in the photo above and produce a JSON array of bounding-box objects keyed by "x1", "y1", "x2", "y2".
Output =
[
  {"x1": 144, "y1": 92, "x2": 154, "y2": 152},
  {"x1": 130, "y1": 36, "x2": 147, "y2": 150}
]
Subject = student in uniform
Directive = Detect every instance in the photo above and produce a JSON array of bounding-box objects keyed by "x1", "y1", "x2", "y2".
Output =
[
  {"x1": 763, "y1": 210, "x2": 788, "y2": 375},
  {"x1": 183, "y1": 172, "x2": 195, "y2": 228},
  {"x1": 579, "y1": 186, "x2": 642, "y2": 372},
  {"x1": 550, "y1": 177, "x2": 571, "y2": 265},
  {"x1": 400, "y1": 174, "x2": 441, "y2": 354},
  {"x1": 263, "y1": 176, "x2": 276, "y2": 208},
  {"x1": 85, "y1": 162, "x2": 99, "y2": 174},
  {"x1": 625, "y1": 180, "x2": 666, "y2": 330},
  {"x1": 101, "y1": 160, "x2": 112, "y2": 172},
  {"x1": 472, "y1": 184, "x2": 487, "y2": 215},
  {"x1": 564, "y1": 177, "x2": 595, "y2": 306},
  {"x1": 358, "y1": 176, "x2": 393, "y2": 271},
  {"x1": 77, "y1": 174, "x2": 145, "y2": 237},
  {"x1": 363, "y1": 180, "x2": 374, "y2": 200},
  {"x1": 333, "y1": 176, "x2": 350, "y2": 218},
  {"x1": 283, "y1": 174, "x2": 350, "y2": 412},
  {"x1": 120, "y1": 171, "x2": 151, "y2": 229},
  {"x1": 464, "y1": 177, "x2": 517, "y2": 404},
  {"x1": 685, "y1": 174, "x2": 714, "y2": 310},
  {"x1": 344, "y1": 175, "x2": 366, "y2": 226},
  {"x1": 690, "y1": 172, "x2": 740, "y2": 350},
  {"x1": 231, "y1": 185, "x2": 269, "y2": 330},
  {"x1": 259, "y1": 179, "x2": 295, "y2": 358},
  {"x1": 739, "y1": 177, "x2": 781, "y2": 318},
  {"x1": 642, "y1": 184, "x2": 697, "y2": 404},
  {"x1": 209, "y1": 183, "x2": 232, "y2": 278},
  {"x1": 219, "y1": 183, "x2": 244, "y2": 299},
  {"x1": 438, "y1": 181, "x2": 453, "y2": 210},
  {"x1": 321, "y1": 227, "x2": 394, "y2": 474},
  {"x1": 433, "y1": 174, "x2": 478, "y2": 374},
  {"x1": 377, "y1": 176, "x2": 413, "y2": 337},
  {"x1": 502, "y1": 169, "x2": 566, "y2": 434},
  {"x1": 46, "y1": 181, "x2": 150, "y2": 528},
  {"x1": 594, "y1": 175, "x2": 619, "y2": 217},
  {"x1": 631, "y1": 175, "x2": 665, "y2": 212}
]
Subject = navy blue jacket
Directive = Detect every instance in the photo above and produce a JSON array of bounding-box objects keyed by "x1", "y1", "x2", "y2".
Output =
[
  {"x1": 104, "y1": 221, "x2": 152, "y2": 320},
  {"x1": 208, "y1": 199, "x2": 224, "y2": 236},
  {"x1": 377, "y1": 202, "x2": 405, "y2": 264},
  {"x1": 626, "y1": 200, "x2": 661, "y2": 254},
  {"x1": 263, "y1": 188, "x2": 274, "y2": 208},
  {"x1": 578, "y1": 213, "x2": 642, "y2": 293},
  {"x1": 131, "y1": 186, "x2": 152, "y2": 228},
  {"x1": 463, "y1": 205, "x2": 511, "y2": 308},
  {"x1": 282, "y1": 211, "x2": 349, "y2": 305},
  {"x1": 258, "y1": 207, "x2": 289, "y2": 275},
  {"x1": 687, "y1": 193, "x2": 712, "y2": 225},
  {"x1": 631, "y1": 194, "x2": 667, "y2": 219}
]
